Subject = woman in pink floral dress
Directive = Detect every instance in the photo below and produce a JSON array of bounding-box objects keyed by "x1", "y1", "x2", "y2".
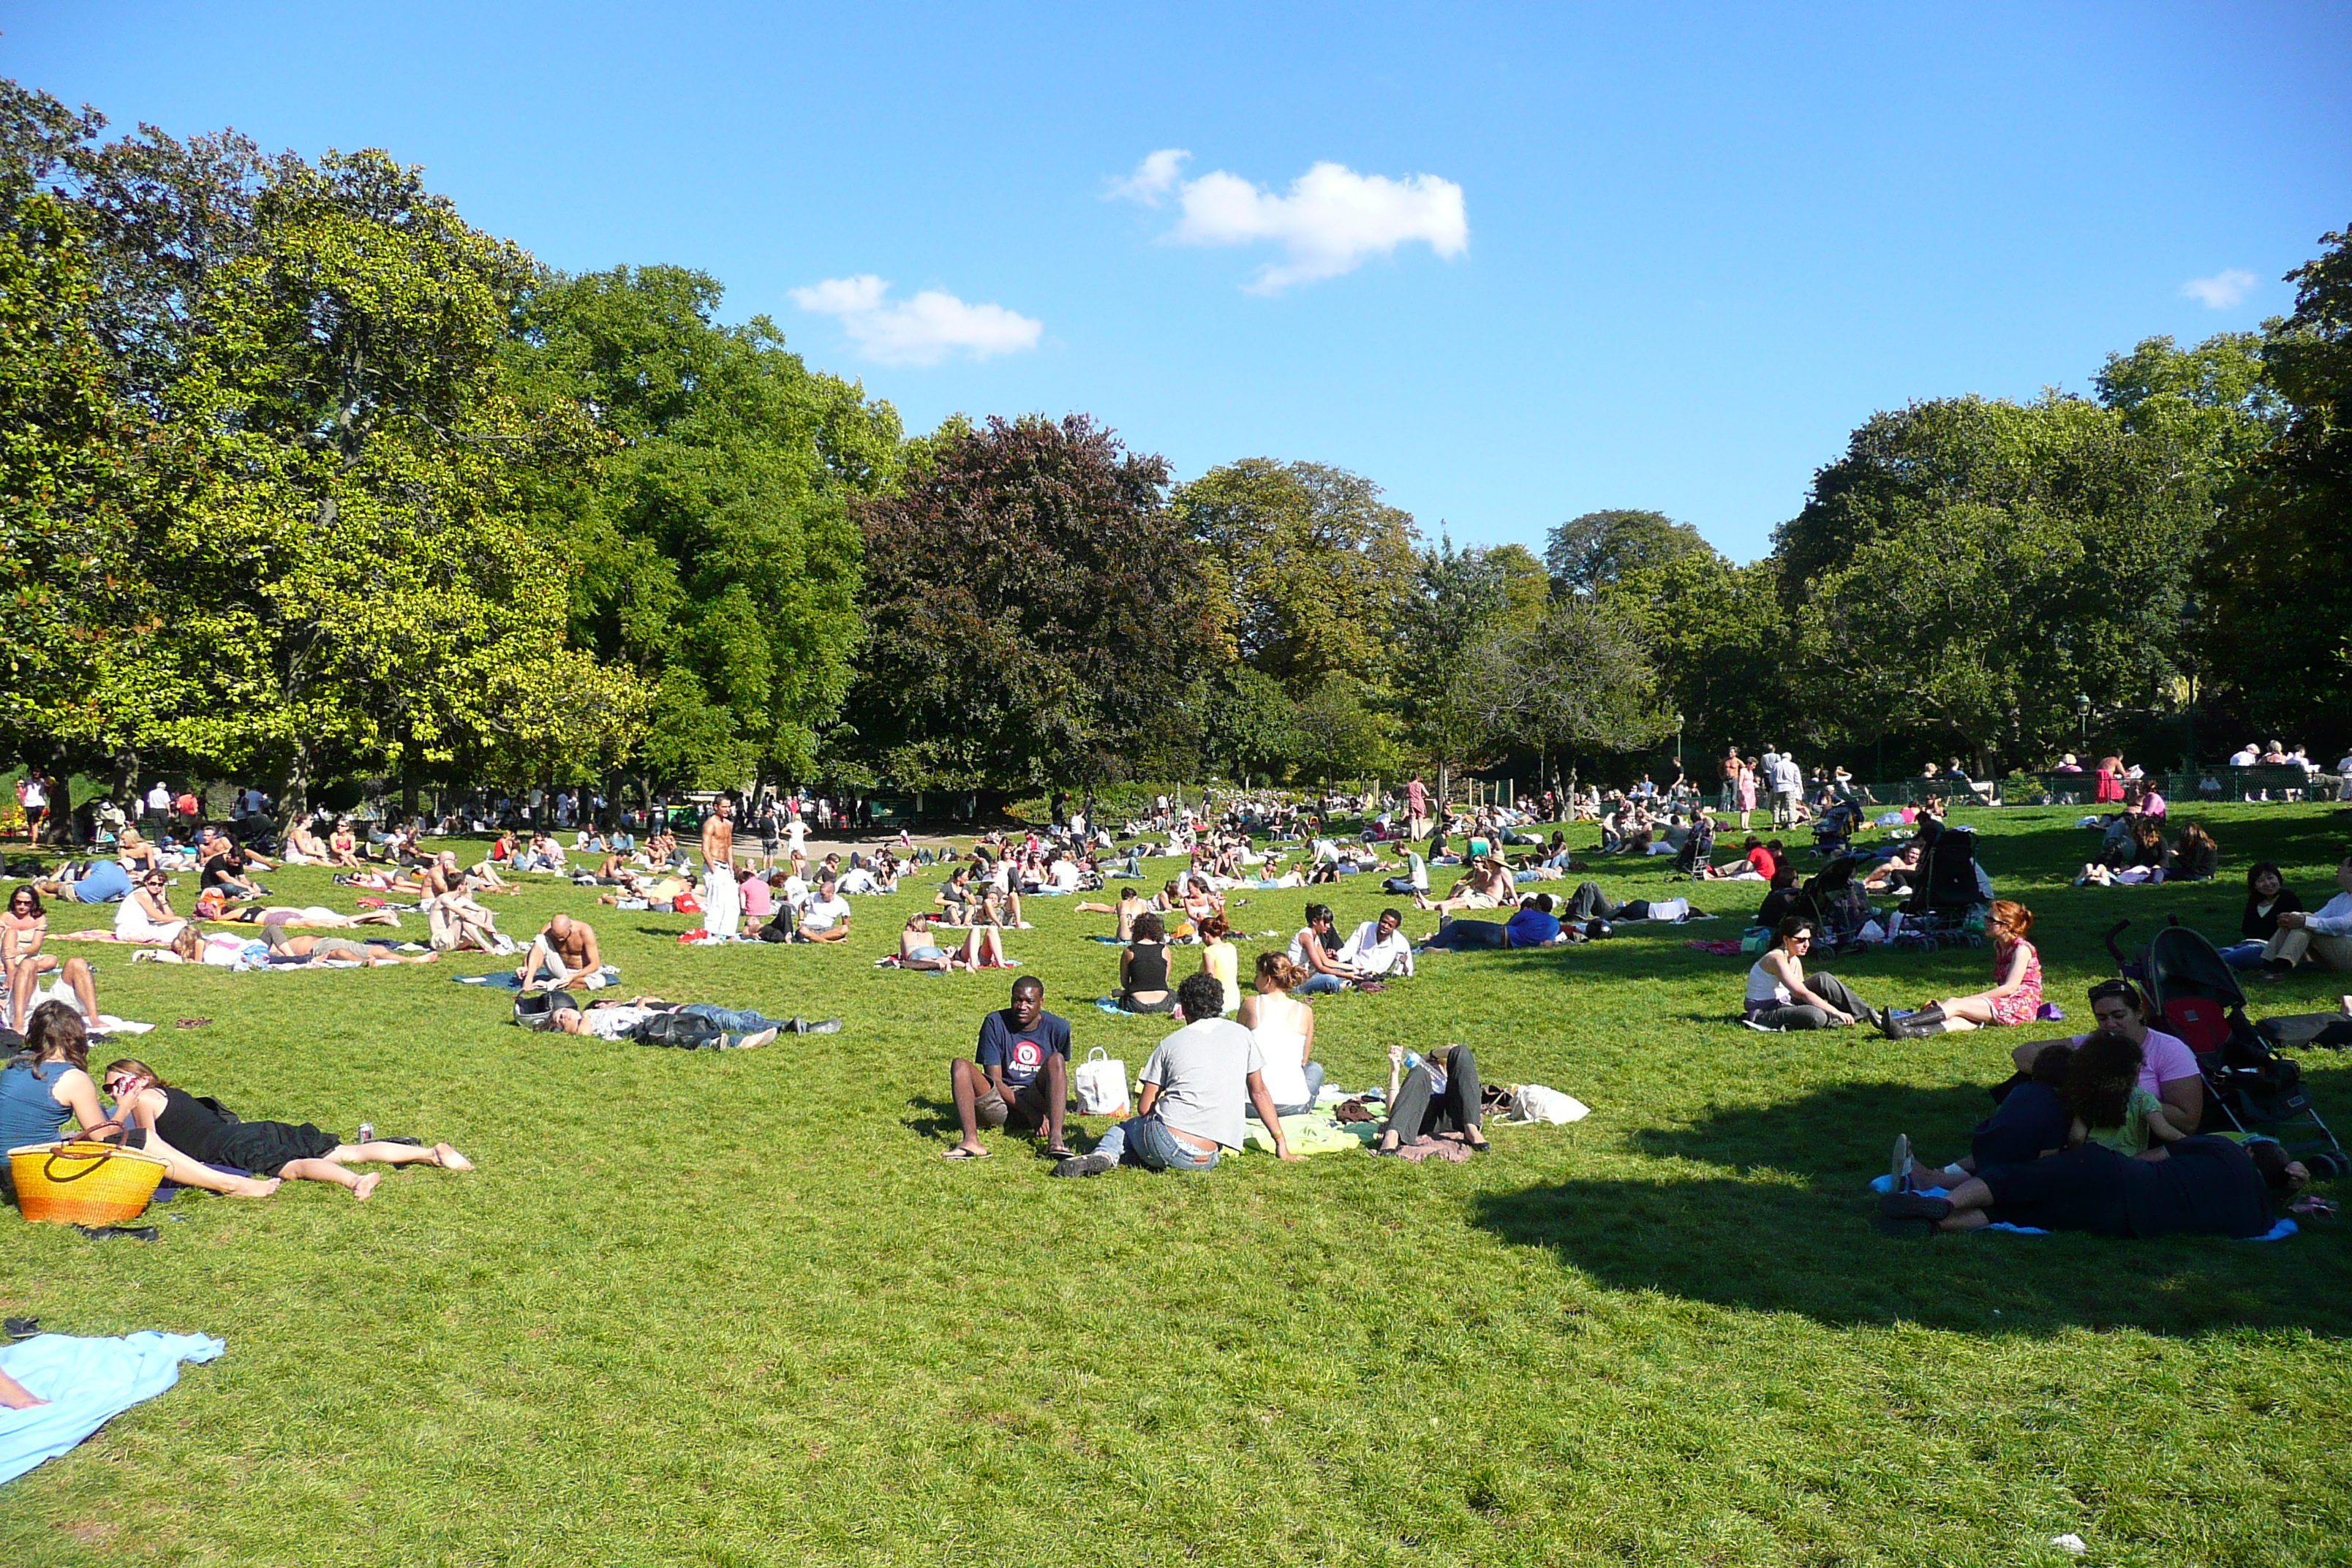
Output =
[{"x1": 1882, "y1": 901, "x2": 2043, "y2": 1038}]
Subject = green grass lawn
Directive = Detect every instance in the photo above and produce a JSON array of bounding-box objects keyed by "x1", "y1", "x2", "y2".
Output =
[{"x1": 2, "y1": 802, "x2": 2348, "y2": 1567}]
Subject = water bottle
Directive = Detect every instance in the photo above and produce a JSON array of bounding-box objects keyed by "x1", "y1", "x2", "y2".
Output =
[
  {"x1": 1403, "y1": 1050, "x2": 1424, "y2": 1075},
  {"x1": 356, "y1": 1121, "x2": 374, "y2": 1145}
]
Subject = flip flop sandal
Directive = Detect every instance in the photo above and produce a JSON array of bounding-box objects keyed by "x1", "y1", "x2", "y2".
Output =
[
  {"x1": 939, "y1": 1146, "x2": 991, "y2": 1160},
  {"x1": 176, "y1": 1017, "x2": 212, "y2": 1029},
  {"x1": 1043, "y1": 1147, "x2": 1076, "y2": 1161}
]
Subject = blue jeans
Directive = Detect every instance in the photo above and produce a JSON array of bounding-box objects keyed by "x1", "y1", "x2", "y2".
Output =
[
  {"x1": 1300, "y1": 973, "x2": 1346, "y2": 995},
  {"x1": 678, "y1": 1004, "x2": 788, "y2": 1033},
  {"x1": 1094, "y1": 1112, "x2": 1220, "y2": 1171}
]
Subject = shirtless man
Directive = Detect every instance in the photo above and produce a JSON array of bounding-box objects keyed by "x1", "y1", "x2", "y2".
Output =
[
  {"x1": 1416, "y1": 854, "x2": 1517, "y2": 914},
  {"x1": 519, "y1": 912, "x2": 603, "y2": 990},
  {"x1": 262, "y1": 929, "x2": 439, "y2": 967},
  {"x1": 701, "y1": 799, "x2": 741, "y2": 939}
]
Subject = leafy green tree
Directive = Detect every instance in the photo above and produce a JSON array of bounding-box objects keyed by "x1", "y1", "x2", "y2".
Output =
[
  {"x1": 1781, "y1": 395, "x2": 2217, "y2": 764},
  {"x1": 505, "y1": 264, "x2": 899, "y2": 797},
  {"x1": 1174, "y1": 458, "x2": 1418, "y2": 695},
  {"x1": 1545, "y1": 509, "x2": 1715, "y2": 598},
  {"x1": 2201, "y1": 223, "x2": 2352, "y2": 739},
  {"x1": 1599, "y1": 553, "x2": 1791, "y2": 760},
  {"x1": 1289, "y1": 675, "x2": 1395, "y2": 783},
  {"x1": 1458, "y1": 600, "x2": 1670, "y2": 771},
  {"x1": 845, "y1": 414, "x2": 1222, "y2": 790},
  {"x1": 0, "y1": 85, "x2": 649, "y2": 810},
  {"x1": 1196, "y1": 665, "x2": 1300, "y2": 783}
]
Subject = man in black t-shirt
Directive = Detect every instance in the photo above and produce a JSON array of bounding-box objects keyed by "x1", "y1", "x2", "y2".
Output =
[{"x1": 943, "y1": 975, "x2": 1073, "y2": 1160}]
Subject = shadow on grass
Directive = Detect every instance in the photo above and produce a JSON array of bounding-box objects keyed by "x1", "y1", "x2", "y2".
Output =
[{"x1": 1471, "y1": 1079, "x2": 2352, "y2": 1336}]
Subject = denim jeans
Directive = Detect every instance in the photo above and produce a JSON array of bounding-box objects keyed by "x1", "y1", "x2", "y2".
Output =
[
  {"x1": 678, "y1": 1004, "x2": 788, "y2": 1034},
  {"x1": 1300, "y1": 973, "x2": 1346, "y2": 995},
  {"x1": 1095, "y1": 1111, "x2": 1220, "y2": 1171}
]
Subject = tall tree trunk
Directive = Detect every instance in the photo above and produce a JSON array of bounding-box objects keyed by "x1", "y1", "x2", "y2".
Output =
[{"x1": 282, "y1": 738, "x2": 312, "y2": 823}]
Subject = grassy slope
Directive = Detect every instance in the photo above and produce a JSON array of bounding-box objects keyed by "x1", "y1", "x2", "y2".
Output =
[{"x1": 1, "y1": 804, "x2": 2348, "y2": 1567}]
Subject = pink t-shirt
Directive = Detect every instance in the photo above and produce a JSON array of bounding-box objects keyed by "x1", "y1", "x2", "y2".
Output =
[
  {"x1": 740, "y1": 876, "x2": 774, "y2": 919},
  {"x1": 2073, "y1": 1027, "x2": 2198, "y2": 1096}
]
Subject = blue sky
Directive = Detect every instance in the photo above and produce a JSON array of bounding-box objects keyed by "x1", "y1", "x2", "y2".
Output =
[{"x1": 10, "y1": 2, "x2": 2348, "y2": 561}]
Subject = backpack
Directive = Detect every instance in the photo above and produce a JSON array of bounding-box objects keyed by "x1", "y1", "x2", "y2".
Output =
[
  {"x1": 632, "y1": 1010, "x2": 723, "y2": 1049},
  {"x1": 513, "y1": 990, "x2": 578, "y2": 1030}
]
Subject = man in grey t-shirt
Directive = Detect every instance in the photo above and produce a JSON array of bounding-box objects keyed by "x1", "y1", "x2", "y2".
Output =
[{"x1": 1055, "y1": 973, "x2": 1300, "y2": 1175}]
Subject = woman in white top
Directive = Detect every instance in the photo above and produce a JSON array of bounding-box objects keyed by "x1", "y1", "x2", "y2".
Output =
[
  {"x1": 1239, "y1": 952, "x2": 1322, "y2": 1115},
  {"x1": 1743, "y1": 916, "x2": 1887, "y2": 1031},
  {"x1": 113, "y1": 870, "x2": 186, "y2": 945}
]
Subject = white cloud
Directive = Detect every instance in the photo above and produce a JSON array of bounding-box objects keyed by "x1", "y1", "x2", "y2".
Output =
[
  {"x1": 786, "y1": 274, "x2": 1042, "y2": 366},
  {"x1": 1108, "y1": 148, "x2": 1189, "y2": 206},
  {"x1": 2180, "y1": 268, "x2": 2258, "y2": 309},
  {"x1": 1111, "y1": 151, "x2": 1468, "y2": 293}
]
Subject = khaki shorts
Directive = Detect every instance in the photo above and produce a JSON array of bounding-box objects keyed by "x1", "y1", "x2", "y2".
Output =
[
  {"x1": 1459, "y1": 892, "x2": 1500, "y2": 909},
  {"x1": 976, "y1": 1082, "x2": 1052, "y2": 1131}
]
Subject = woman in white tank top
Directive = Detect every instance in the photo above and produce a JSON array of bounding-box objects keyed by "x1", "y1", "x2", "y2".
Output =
[{"x1": 1238, "y1": 951, "x2": 1323, "y2": 1113}]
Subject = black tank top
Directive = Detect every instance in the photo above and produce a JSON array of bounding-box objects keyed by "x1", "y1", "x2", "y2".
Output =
[
  {"x1": 1126, "y1": 941, "x2": 1169, "y2": 992},
  {"x1": 153, "y1": 1085, "x2": 231, "y2": 1164}
]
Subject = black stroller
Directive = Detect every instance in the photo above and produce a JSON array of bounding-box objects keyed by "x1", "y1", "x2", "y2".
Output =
[
  {"x1": 1670, "y1": 813, "x2": 1718, "y2": 879},
  {"x1": 1793, "y1": 856, "x2": 1871, "y2": 951},
  {"x1": 2108, "y1": 919, "x2": 2344, "y2": 1163},
  {"x1": 1810, "y1": 798, "x2": 1863, "y2": 859},
  {"x1": 1891, "y1": 823, "x2": 1986, "y2": 950}
]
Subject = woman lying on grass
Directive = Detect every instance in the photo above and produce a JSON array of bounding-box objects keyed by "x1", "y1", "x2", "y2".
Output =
[
  {"x1": 1877, "y1": 1128, "x2": 2305, "y2": 1238},
  {"x1": 0, "y1": 1005, "x2": 279, "y2": 1201},
  {"x1": 1881, "y1": 900, "x2": 2042, "y2": 1039},
  {"x1": 102, "y1": 1056, "x2": 474, "y2": 1200}
]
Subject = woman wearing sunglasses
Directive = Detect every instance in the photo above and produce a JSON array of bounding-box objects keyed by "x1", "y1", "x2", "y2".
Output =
[
  {"x1": 1744, "y1": 915, "x2": 1889, "y2": 1030},
  {"x1": 111, "y1": 870, "x2": 185, "y2": 946},
  {"x1": 102, "y1": 1058, "x2": 474, "y2": 1201},
  {"x1": 0, "y1": 1003, "x2": 280, "y2": 1202},
  {"x1": 1, "y1": 887, "x2": 101, "y2": 1036}
]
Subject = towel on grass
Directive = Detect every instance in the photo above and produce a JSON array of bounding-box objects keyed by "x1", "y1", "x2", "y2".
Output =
[
  {"x1": 0, "y1": 1333, "x2": 224, "y2": 1485},
  {"x1": 456, "y1": 965, "x2": 619, "y2": 990},
  {"x1": 1243, "y1": 1114, "x2": 1374, "y2": 1156},
  {"x1": 1869, "y1": 1175, "x2": 2300, "y2": 1241}
]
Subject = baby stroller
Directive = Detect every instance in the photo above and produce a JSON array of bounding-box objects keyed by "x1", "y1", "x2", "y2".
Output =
[
  {"x1": 1793, "y1": 856, "x2": 1872, "y2": 950},
  {"x1": 1891, "y1": 824, "x2": 1986, "y2": 950},
  {"x1": 1670, "y1": 813, "x2": 1717, "y2": 879},
  {"x1": 2108, "y1": 919, "x2": 2343, "y2": 1163},
  {"x1": 1811, "y1": 798, "x2": 1863, "y2": 859}
]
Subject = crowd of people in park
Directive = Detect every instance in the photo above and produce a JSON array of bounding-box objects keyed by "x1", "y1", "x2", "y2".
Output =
[{"x1": 4, "y1": 758, "x2": 2346, "y2": 1248}]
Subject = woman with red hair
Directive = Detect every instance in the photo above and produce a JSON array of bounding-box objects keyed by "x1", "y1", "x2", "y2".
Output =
[{"x1": 1883, "y1": 900, "x2": 2043, "y2": 1038}]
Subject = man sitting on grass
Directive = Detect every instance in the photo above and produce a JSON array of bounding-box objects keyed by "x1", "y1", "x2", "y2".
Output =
[
  {"x1": 519, "y1": 913, "x2": 605, "y2": 990},
  {"x1": 1338, "y1": 908, "x2": 1416, "y2": 978},
  {"x1": 793, "y1": 875, "x2": 853, "y2": 943},
  {"x1": 944, "y1": 976, "x2": 1072, "y2": 1160},
  {"x1": 1055, "y1": 973, "x2": 1300, "y2": 1175}
]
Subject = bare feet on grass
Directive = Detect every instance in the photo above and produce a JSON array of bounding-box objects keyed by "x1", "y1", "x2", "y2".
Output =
[
  {"x1": 432, "y1": 1144, "x2": 475, "y2": 1171},
  {"x1": 351, "y1": 1172, "x2": 383, "y2": 1201},
  {"x1": 232, "y1": 1176, "x2": 284, "y2": 1199}
]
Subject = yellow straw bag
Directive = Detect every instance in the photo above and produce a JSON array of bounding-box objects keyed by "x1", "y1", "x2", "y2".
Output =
[{"x1": 7, "y1": 1140, "x2": 168, "y2": 1226}]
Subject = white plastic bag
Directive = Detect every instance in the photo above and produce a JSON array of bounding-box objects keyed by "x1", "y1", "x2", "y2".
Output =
[
  {"x1": 1073, "y1": 1047, "x2": 1130, "y2": 1117},
  {"x1": 1509, "y1": 1084, "x2": 1589, "y2": 1124}
]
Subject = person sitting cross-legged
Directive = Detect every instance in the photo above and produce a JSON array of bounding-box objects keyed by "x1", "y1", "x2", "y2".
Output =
[
  {"x1": 1743, "y1": 916, "x2": 1888, "y2": 1030},
  {"x1": 944, "y1": 976, "x2": 1073, "y2": 1160},
  {"x1": 1054, "y1": 973, "x2": 1299, "y2": 1175},
  {"x1": 518, "y1": 913, "x2": 603, "y2": 990}
]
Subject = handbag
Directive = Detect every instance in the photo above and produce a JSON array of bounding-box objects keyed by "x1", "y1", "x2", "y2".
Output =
[{"x1": 1072, "y1": 1047, "x2": 1131, "y2": 1117}]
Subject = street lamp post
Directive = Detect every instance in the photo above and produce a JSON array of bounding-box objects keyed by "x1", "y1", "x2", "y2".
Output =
[{"x1": 2076, "y1": 694, "x2": 2091, "y2": 754}]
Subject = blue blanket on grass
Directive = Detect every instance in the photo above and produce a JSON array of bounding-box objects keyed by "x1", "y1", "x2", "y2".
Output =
[
  {"x1": 0, "y1": 1333, "x2": 224, "y2": 1485},
  {"x1": 1867, "y1": 1175, "x2": 2297, "y2": 1240}
]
